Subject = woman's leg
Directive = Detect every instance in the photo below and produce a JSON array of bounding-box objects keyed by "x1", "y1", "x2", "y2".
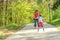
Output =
[{"x1": 34, "y1": 19, "x2": 36, "y2": 28}]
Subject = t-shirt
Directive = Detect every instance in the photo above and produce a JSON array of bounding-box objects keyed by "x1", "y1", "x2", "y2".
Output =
[
  {"x1": 34, "y1": 12, "x2": 39, "y2": 19},
  {"x1": 38, "y1": 16, "x2": 43, "y2": 22}
]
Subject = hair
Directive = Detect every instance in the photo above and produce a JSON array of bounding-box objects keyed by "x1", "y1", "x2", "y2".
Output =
[
  {"x1": 34, "y1": 10, "x2": 38, "y2": 13},
  {"x1": 39, "y1": 14, "x2": 42, "y2": 16},
  {"x1": 35, "y1": 10, "x2": 38, "y2": 12}
]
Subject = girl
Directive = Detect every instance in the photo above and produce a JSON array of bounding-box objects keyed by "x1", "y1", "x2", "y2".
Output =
[{"x1": 38, "y1": 15, "x2": 44, "y2": 31}]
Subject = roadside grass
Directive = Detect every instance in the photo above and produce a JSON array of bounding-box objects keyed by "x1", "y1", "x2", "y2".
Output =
[
  {"x1": 0, "y1": 29, "x2": 14, "y2": 40},
  {"x1": 48, "y1": 19, "x2": 60, "y2": 30},
  {"x1": 57, "y1": 26, "x2": 60, "y2": 30},
  {"x1": 0, "y1": 23, "x2": 26, "y2": 40}
]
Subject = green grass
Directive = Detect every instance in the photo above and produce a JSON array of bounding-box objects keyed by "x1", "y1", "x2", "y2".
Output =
[
  {"x1": 57, "y1": 26, "x2": 60, "y2": 30},
  {"x1": 0, "y1": 23, "x2": 26, "y2": 40},
  {"x1": 51, "y1": 19, "x2": 60, "y2": 25},
  {"x1": 0, "y1": 31, "x2": 4, "y2": 40},
  {"x1": 0, "y1": 30, "x2": 16, "y2": 40},
  {"x1": 48, "y1": 19, "x2": 60, "y2": 30}
]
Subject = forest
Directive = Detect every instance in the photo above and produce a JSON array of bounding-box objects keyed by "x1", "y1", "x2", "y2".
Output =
[{"x1": 0, "y1": 0, "x2": 60, "y2": 40}]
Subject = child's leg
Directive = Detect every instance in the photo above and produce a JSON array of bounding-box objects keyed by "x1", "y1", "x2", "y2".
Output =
[
  {"x1": 41, "y1": 22, "x2": 44, "y2": 31},
  {"x1": 38, "y1": 22, "x2": 40, "y2": 31},
  {"x1": 38, "y1": 27, "x2": 40, "y2": 31},
  {"x1": 42, "y1": 25, "x2": 44, "y2": 31}
]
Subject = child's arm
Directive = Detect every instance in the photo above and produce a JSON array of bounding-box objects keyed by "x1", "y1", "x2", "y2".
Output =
[
  {"x1": 43, "y1": 18, "x2": 46, "y2": 22},
  {"x1": 42, "y1": 18, "x2": 45, "y2": 22}
]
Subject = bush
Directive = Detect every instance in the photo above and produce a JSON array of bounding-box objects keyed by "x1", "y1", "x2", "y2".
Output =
[
  {"x1": 5, "y1": 23, "x2": 20, "y2": 30},
  {"x1": 0, "y1": 35, "x2": 4, "y2": 40}
]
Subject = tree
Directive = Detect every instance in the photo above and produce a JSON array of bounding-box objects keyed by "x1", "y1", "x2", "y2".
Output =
[{"x1": 52, "y1": 0, "x2": 60, "y2": 10}]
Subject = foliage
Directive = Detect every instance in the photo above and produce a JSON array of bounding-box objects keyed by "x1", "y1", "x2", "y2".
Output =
[
  {"x1": 0, "y1": 35, "x2": 4, "y2": 40},
  {"x1": 0, "y1": 0, "x2": 60, "y2": 30},
  {"x1": 52, "y1": 0, "x2": 60, "y2": 10},
  {"x1": 0, "y1": 0, "x2": 60, "y2": 40},
  {"x1": 5, "y1": 23, "x2": 17, "y2": 30}
]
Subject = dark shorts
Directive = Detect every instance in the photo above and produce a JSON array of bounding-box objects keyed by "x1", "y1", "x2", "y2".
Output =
[{"x1": 34, "y1": 19, "x2": 38, "y2": 22}]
